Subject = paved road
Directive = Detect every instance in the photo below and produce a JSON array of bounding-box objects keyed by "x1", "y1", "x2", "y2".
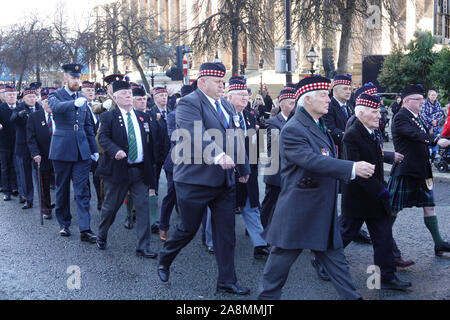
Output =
[{"x1": 0, "y1": 167, "x2": 449, "y2": 300}]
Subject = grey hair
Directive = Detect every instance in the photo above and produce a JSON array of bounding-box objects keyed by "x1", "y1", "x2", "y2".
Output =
[
  {"x1": 354, "y1": 105, "x2": 366, "y2": 118},
  {"x1": 297, "y1": 90, "x2": 317, "y2": 108}
]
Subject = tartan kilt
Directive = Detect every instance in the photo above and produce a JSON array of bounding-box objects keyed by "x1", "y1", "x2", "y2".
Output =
[{"x1": 387, "y1": 175, "x2": 435, "y2": 211}]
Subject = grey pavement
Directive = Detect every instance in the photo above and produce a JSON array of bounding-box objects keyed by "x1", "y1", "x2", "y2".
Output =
[{"x1": 0, "y1": 166, "x2": 449, "y2": 300}]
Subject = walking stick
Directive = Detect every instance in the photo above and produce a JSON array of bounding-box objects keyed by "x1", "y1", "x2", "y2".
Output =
[{"x1": 36, "y1": 163, "x2": 43, "y2": 226}]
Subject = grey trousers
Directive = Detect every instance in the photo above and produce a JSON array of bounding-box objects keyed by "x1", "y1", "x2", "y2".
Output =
[
  {"x1": 98, "y1": 167, "x2": 151, "y2": 252},
  {"x1": 258, "y1": 247, "x2": 361, "y2": 300}
]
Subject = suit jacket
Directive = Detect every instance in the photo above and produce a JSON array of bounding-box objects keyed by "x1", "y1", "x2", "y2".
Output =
[
  {"x1": 10, "y1": 102, "x2": 41, "y2": 158},
  {"x1": 391, "y1": 107, "x2": 435, "y2": 179},
  {"x1": 48, "y1": 88, "x2": 97, "y2": 161},
  {"x1": 26, "y1": 110, "x2": 53, "y2": 171},
  {"x1": 149, "y1": 105, "x2": 171, "y2": 164},
  {"x1": 0, "y1": 103, "x2": 16, "y2": 152},
  {"x1": 96, "y1": 107, "x2": 155, "y2": 188},
  {"x1": 263, "y1": 112, "x2": 288, "y2": 187},
  {"x1": 236, "y1": 108, "x2": 259, "y2": 208},
  {"x1": 323, "y1": 97, "x2": 352, "y2": 156},
  {"x1": 264, "y1": 107, "x2": 353, "y2": 251},
  {"x1": 173, "y1": 89, "x2": 250, "y2": 187},
  {"x1": 341, "y1": 119, "x2": 390, "y2": 219}
]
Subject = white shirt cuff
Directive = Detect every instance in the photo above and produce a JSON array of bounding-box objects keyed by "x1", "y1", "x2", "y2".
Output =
[
  {"x1": 214, "y1": 152, "x2": 225, "y2": 165},
  {"x1": 351, "y1": 163, "x2": 356, "y2": 180}
]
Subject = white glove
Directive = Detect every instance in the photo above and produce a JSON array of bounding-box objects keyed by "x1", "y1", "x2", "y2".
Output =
[
  {"x1": 74, "y1": 97, "x2": 87, "y2": 108},
  {"x1": 103, "y1": 100, "x2": 112, "y2": 110},
  {"x1": 90, "y1": 153, "x2": 99, "y2": 162}
]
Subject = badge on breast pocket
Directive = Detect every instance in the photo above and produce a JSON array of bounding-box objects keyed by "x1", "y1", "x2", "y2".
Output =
[
  {"x1": 143, "y1": 122, "x2": 150, "y2": 133},
  {"x1": 321, "y1": 148, "x2": 330, "y2": 156},
  {"x1": 233, "y1": 115, "x2": 240, "y2": 128}
]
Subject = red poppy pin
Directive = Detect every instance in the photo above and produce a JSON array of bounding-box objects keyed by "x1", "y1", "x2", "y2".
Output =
[{"x1": 139, "y1": 117, "x2": 144, "y2": 122}]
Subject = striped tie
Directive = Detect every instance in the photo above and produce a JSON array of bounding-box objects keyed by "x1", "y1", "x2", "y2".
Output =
[
  {"x1": 215, "y1": 101, "x2": 228, "y2": 128},
  {"x1": 47, "y1": 114, "x2": 53, "y2": 135},
  {"x1": 126, "y1": 112, "x2": 138, "y2": 162}
]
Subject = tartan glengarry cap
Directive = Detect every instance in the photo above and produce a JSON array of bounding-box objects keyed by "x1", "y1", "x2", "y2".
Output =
[
  {"x1": 23, "y1": 87, "x2": 37, "y2": 96},
  {"x1": 198, "y1": 62, "x2": 226, "y2": 79},
  {"x1": 153, "y1": 86, "x2": 168, "y2": 95},
  {"x1": 228, "y1": 75, "x2": 247, "y2": 92},
  {"x1": 355, "y1": 82, "x2": 378, "y2": 100},
  {"x1": 104, "y1": 74, "x2": 124, "y2": 85},
  {"x1": 332, "y1": 74, "x2": 352, "y2": 87},
  {"x1": 62, "y1": 63, "x2": 83, "y2": 77},
  {"x1": 401, "y1": 84, "x2": 424, "y2": 99},
  {"x1": 355, "y1": 93, "x2": 381, "y2": 109},
  {"x1": 4, "y1": 84, "x2": 16, "y2": 92},
  {"x1": 278, "y1": 88, "x2": 296, "y2": 102},
  {"x1": 82, "y1": 81, "x2": 95, "y2": 88},
  {"x1": 294, "y1": 75, "x2": 331, "y2": 100},
  {"x1": 132, "y1": 87, "x2": 146, "y2": 97},
  {"x1": 112, "y1": 80, "x2": 131, "y2": 93}
]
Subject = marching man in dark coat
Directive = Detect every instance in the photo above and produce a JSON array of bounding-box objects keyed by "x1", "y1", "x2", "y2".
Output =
[
  {"x1": 226, "y1": 76, "x2": 269, "y2": 260},
  {"x1": 339, "y1": 94, "x2": 411, "y2": 290},
  {"x1": 95, "y1": 80, "x2": 157, "y2": 258},
  {"x1": 48, "y1": 63, "x2": 98, "y2": 242},
  {"x1": 388, "y1": 84, "x2": 450, "y2": 258},
  {"x1": 26, "y1": 89, "x2": 54, "y2": 219},
  {"x1": 258, "y1": 75, "x2": 375, "y2": 300}
]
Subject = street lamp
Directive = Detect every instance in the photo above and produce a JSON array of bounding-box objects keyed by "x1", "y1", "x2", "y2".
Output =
[
  {"x1": 240, "y1": 61, "x2": 245, "y2": 75},
  {"x1": 148, "y1": 58, "x2": 157, "y2": 87},
  {"x1": 213, "y1": 52, "x2": 221, "y2": 63},
  {"x1": 259, "y1": 58, "x2": 264, "y2": 95},
  {"x1": 306, "y1": 46, "x2": 319, "y2": 75},
  {"x1": 100, "y1": 64, "x2": 107, "y2": 87}
]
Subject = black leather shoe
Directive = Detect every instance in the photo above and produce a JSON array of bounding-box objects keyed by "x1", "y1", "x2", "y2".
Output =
[
  {"x1": 151, "y1": 223, "x2": 159, "y2": 234},
  {"x1": 43, "y1": 213, "x2": 52, "y2": 220},
  {"x1": 60, "y1": 228, "x2": 71, "y2": 237},
  {"x1": 96, "y1": 238, "x2": 107, "y2": 250},
  {"x1": 19, "y1": 196, "x2": 26, "y2": 204},
  {"x1": 136, "y1": 249, "x2": 158, "y2": 259},
  {"x1": 158, "y1": 265, "x2": 170, "y2": 282},
  {"x1": 207, "y1": 246, "x2": 214, "y2": 254},
  {"x1": 3, "y1": 195, "x2": 11, "y2": 201},
  {"x1": 216, "y1": 283, "x2": 250, "y2": 295},
  {"x1": 80, "y1": 230, "x2": 97, "y2": 243},
  {"x1": 22, "y1": 201, "x2": 33, "y2": 209},
  {"x1": 435, "y1": 241, "x2": 450, "y2": 256},
  {"x1": 11, "y1": 190, "x2": 19, "y2": 197},
  {"x1": 381, "y1": 275, "x2": 412, "y2": 291},
  {"x1": 311, "y1": 258, "x2": 331, "y2": 281},
  {"x1": 354, "y1": 229, "x2": 372, "y2": 244},
  {"x1": 254, "y1": 246, "x2": 270, "y2": 260},
  {"x1": 124, "y1": 216, "x2": 134, "y2": 229}
]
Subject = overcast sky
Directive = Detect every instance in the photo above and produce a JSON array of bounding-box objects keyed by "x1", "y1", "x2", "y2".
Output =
[{"x1": 0, "y1": 0, "x2": 97, "y2": 28}]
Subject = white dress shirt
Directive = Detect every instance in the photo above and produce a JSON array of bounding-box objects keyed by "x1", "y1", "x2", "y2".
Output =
[{"x1": 118, "y1": 107, "x2": 143, "y2": 164}]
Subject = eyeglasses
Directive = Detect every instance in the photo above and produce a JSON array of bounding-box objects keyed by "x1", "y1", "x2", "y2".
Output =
[{"x1": 232, "y1": 93, "x2": 249, "y2": 97}]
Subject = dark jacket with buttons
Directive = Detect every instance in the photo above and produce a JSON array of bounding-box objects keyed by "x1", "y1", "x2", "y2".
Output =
[
  {"x1": 26, "y1": 110, "x2": 53, "y2": 171},
  {"x1": 323, "y1": 97, "x2": 353, "y2": 157},
  {"x1": 0, "y1": 103, "x2": 16, "y2": 152},
  {"x1": 10, "y1": 102, "x2": 41, "y2": 158},
  {"x1": 341, "y1": 119, "x2": 391, "y2": 219}
]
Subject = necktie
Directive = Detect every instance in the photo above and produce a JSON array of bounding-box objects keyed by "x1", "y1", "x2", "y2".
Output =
[
  {"x1": 342, "y1": 104, "x2": 348, "y2": 118},
  {"x1": 126, "y1": 112, "x2": 138, "y2": 162},
  {"x1": 47, "y1": 114, "x2": 53, "y2": 135},
  {"x1": 238, "y1": 112, "x2": 246, "y2": 132},
  {"x1": 370, "y1": 132, "x2": 376, "y2": 141},
  {"x1": 162, "y1": 110, "x2": 167, "y2": 120},
  {"x1": 317, "y1": 119, "x2": 328, "y2": 135},
  {"x1": 71, "y1": 94, "x2": 76, "y2": 100},
  {"x1": 215, "y1": 101, "x2": 228, "y2": 129}
]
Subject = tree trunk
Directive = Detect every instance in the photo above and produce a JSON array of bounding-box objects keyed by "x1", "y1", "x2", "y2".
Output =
[
  {"x1": 336, "y1": 0, "x2": 356, "y2": 74},
  {"x1": 231, "y1": 25, "x2": 239, "y2": 76},
  {"x1": 132, "y1": 58, "x2": 150, "y2": 93},
  {"x1": 113, "y1": 38, "x2": 119, "y2": 74},
  {"x1": 17, "y1": 72, "x2": 24, "y2": 92}
]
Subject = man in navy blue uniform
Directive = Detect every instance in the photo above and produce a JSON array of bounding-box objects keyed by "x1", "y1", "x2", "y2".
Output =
[
  {"x1": 48, "y1": 63, "x2": 98, "y2": 242},
  {"x1": 11, "y1": 87, "x2": 41, "y2": 209}
]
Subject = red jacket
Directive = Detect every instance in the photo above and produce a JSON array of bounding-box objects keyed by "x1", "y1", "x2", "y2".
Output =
[{"x1": 442, "y1": 112, "x2": 450, "y2": 137}]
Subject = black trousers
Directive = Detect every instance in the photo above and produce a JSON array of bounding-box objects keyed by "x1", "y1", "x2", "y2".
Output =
[
  {"x1": 159, "y1": 170, "x2": 177, "y2": 232},
  {"x1": 340, "y1": 215, "x2": 396, "y2": 281},
  {"x1": 260, "y1": 184, "x2": 281, "y2": 229},
  {"x1": 0, "y1": 151, "x2": 17, "y2": 195},
  {"x1": 159, "y1": 182, "x2": 237, "y2": 285}
]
